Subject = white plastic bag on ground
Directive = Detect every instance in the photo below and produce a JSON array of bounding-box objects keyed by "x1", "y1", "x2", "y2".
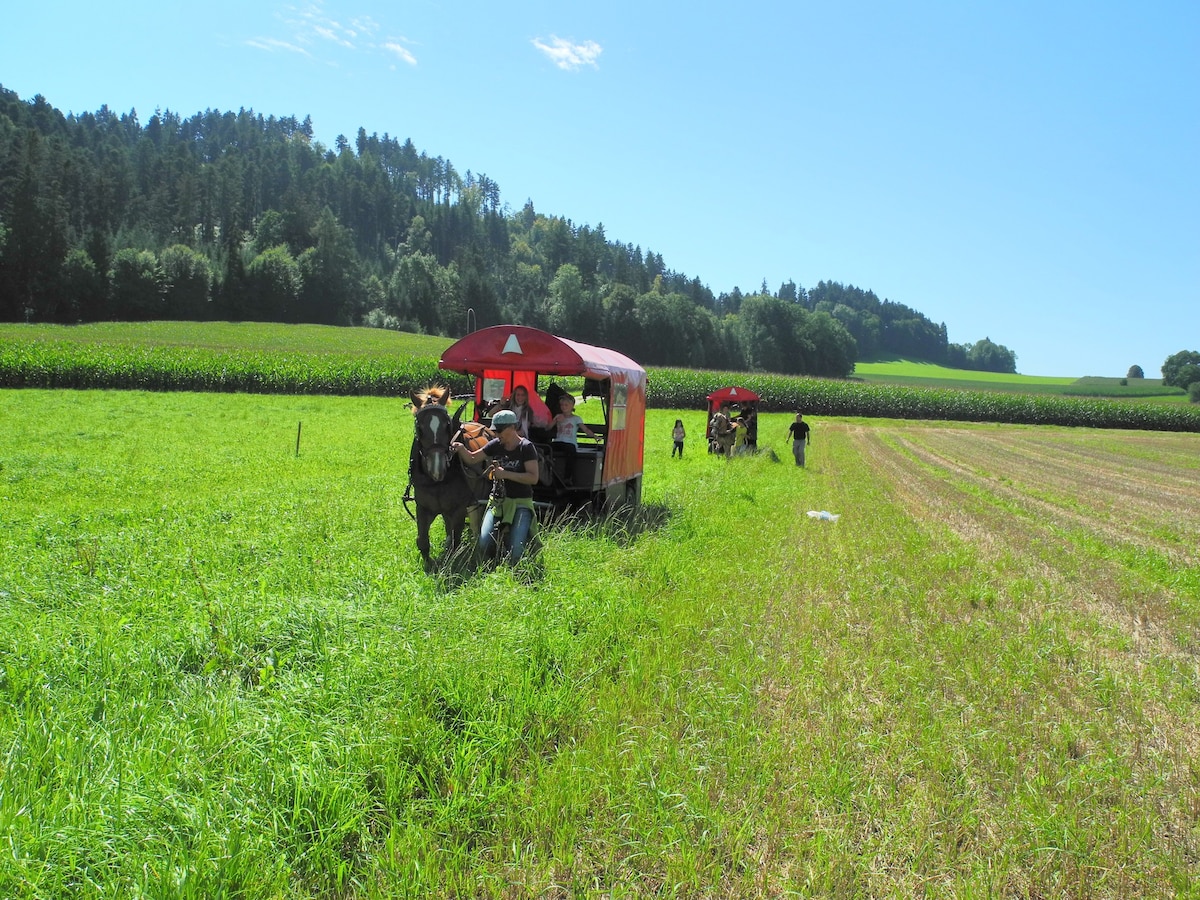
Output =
[{"x1": 806, "y1": 510, "x2": 840, "y2": 521}]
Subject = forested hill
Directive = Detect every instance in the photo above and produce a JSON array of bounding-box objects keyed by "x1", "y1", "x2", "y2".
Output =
[{"x1": 0, "y1": 85, "x2": 1017, "y2": 377}]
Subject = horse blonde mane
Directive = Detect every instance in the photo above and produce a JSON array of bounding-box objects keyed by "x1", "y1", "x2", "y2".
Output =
[{"x1": 410, "y1": 384, "x2": 452, "y2": 414}]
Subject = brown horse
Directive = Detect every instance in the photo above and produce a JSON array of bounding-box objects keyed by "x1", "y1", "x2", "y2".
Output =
[{"x1": 406, "y1": 385, "x2": 492, "y2": 570}]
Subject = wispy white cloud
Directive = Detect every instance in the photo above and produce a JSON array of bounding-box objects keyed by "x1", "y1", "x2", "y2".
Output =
[
  {"x1": 383, "y1": 41, "x2": 418, "y2": 66},
  {"x1": 245, "y1": 37, "x2": 312, "y2": 56},
  {"x1": 312, "y1": 24, "x2": 355, "y2": 49},
  {"x1": 288, "y1": 3, "x2": 374, "y2": 49},
  {"x1": 532, "y1": 36, "x2": 602, "y2": 71},
  {"x1": 246, "y1": 2, "x2": 417, "y2": 66}
]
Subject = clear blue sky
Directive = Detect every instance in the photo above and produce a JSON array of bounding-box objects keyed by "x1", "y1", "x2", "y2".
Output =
[{"x1": 4, "y1": 0, "x2": 1197, "y2": 377}]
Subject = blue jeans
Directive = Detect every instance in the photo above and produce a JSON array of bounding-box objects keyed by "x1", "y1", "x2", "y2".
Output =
[{"x1": 479, "y1": 503, "x2": 534, "y2": 565}]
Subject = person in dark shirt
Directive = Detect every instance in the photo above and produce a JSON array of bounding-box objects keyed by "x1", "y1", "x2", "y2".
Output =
[
  {"x1": 451, "y1": 409, "x2": 539, "y2": 564},
  {"x1": 743, "y1": 404, "x2": 758, "y2": 451},
  {"x1": 786, "y1": 413, "x2": 811, "y2": 467}
]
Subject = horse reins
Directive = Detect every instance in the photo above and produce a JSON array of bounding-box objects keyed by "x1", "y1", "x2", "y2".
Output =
[{"x1": 402, "y1": 403, "x2": 492, "y2": 521}]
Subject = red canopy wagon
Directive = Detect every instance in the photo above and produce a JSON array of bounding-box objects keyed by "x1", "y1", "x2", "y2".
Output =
[
  {"x1": 705, "y1": 386, "x2": 761, "y2": 452},
  {"x1": 706, "y1": 385, "x2": 760, "y2": 412},
  {"x1": 439, "y1": 326, "x2": 647, "y2": 508}
]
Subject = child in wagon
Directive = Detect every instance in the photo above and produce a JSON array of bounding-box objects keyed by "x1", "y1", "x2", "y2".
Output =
[{"x1": 550, "y1": 393, "x2": 599, "y2": 486}]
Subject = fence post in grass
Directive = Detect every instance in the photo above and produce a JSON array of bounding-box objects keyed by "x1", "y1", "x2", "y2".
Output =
[{"x1": 296, "y1": 421, "x2": 302, "y2": 457}]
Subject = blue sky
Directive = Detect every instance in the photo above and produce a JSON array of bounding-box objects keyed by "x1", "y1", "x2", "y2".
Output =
[{"x1": 4, "y1": 0, "x2": 1197, "y2": 377}]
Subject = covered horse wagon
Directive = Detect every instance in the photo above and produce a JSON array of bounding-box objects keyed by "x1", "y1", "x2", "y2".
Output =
[
  {"x1": 706, "y1": 386, "x2": 760, "y2": 452},
  {"x1": 439, "y1": 326, "x2": 647, "y2": 509},
  {"x1": 706, "y1": 385, "x2": 760, "y2": 412}
]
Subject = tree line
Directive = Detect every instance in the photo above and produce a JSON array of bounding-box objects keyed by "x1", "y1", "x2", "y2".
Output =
[{"x1": 0, "y1": 85, "x2": 1018, "y2": 377}]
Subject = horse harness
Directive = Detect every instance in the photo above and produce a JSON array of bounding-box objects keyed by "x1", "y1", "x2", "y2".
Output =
[{"x1": 402, "y1": 403, "x2": 494, "y2": 521}]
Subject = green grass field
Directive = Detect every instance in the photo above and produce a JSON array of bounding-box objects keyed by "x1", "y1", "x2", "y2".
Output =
[
  {"x1": 0, "y1": 321, "x2": 453, "y2": 358},
  {"x1": 854, "y1": 357, "x2": 1188, "y2": 401},
  {"x1": 2, "y1": 388, "x2": 1198, "y2": 897}
]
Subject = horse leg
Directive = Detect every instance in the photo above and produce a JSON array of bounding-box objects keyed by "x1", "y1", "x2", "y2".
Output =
[
  {"x1": 444, "y1": 508, "x2": 468, "y2": 559},
  {"x1": 415, "y1": 506, "x2": 436, "y2": 572}
]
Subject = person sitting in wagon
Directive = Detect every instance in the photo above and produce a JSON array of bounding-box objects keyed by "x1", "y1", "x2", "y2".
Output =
[
  {"x1": 550, "y1": 393, "x2": 599, "y2": 486},
  {"x1": 486, "y1": 384, "x2": 549, "y2": 439}
]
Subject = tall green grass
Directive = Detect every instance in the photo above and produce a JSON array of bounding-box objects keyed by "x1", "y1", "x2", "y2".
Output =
[
  {"x1": 3, "y1": 391, "x2": 1198, "y2": 896},
  {"x1": 856, "y1": 356, "x2": 1079, "y2": 384}
]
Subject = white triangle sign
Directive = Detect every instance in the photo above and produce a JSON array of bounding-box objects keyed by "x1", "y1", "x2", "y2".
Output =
[{"x1": 502, "y1": 333, "x2": 524, "y2": 355}]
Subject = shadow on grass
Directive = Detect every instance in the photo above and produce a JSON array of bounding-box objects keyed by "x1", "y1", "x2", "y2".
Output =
[
  {"x1": 420, "y1": 500, "x2": 674, "y2": 587},
  {"x1": 540, "y1": 500, "x2": 673, "y2": 549}
]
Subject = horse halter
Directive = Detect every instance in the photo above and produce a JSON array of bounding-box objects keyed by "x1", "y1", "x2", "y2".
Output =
[{"x1": 413, "y1": 403, "x2": 454, "y2": 482}]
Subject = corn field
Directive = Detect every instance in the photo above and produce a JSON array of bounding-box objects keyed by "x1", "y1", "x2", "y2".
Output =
[{"x1": 2, "y1": 327, "x2": 1198, "y2": 432}]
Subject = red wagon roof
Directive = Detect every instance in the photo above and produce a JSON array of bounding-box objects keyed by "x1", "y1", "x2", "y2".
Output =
[
  {"x1": 440, "y1": 325, "x2": 646, "y2": 387},
  {"x1": 706, "y1": 386, "x2": 760, "y2": 405}
]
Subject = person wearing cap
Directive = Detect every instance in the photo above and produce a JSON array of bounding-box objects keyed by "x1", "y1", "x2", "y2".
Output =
[{"x1": 450, "y1": 408, "x2": 539, "y2": 565}]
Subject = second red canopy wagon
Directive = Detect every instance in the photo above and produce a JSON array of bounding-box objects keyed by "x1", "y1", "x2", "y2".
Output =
[
  {"x1": 705, "y1": 385, "x2": 760, "y2": 447},
  {"x1": 439, "y1": 325, "x2": 647, "y2": 509}
]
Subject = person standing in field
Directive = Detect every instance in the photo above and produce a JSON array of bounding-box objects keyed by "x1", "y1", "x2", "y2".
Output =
[
  {"x1": 743, "y1": 404, "x2": 758, "y2": 451},
  {"x1": 787, "y1": 413, "x2": 811, "y2": 467},
  {"x1": 711, "y1": 403, "x2": 736, "y2": 458},
  {"x1": 450, "y1": 409, "x2": 539, "y2": 565},
  {"x1": 671, "y1": 419, "x2": 686, "y2": 458},
  {"x1": 733, "y1": 413, "x2": 750, "y2": 455}
]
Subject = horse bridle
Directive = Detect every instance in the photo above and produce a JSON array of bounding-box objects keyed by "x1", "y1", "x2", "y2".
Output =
[
  {"x1": 414, "y1": 404, "x2": 455, "y2": 482},
  {"x1": 402, "y1": 399, "x2": 488, "y2": 522}
]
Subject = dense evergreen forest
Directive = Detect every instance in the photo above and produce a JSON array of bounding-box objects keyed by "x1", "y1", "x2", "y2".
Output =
[{"x1": 0, "y1": 85, "x2": 1017, "y2": 376}]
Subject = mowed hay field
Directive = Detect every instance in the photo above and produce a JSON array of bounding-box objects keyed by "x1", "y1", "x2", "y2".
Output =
[{"x1": 1, "y1": 389, "x2": 1198, "y2": 898}]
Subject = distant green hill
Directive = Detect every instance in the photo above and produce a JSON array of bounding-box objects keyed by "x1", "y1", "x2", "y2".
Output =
[{"x1": 854, "y1": 357, "x2": 1186, "y2": 401}]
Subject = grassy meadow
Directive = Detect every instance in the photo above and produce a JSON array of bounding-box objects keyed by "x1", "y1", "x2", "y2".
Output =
[
  {"x1": 2, "y1": 388, "x2": 1199, "y2": 897},
  {"x1": 854, "y1": 357, "x2": 1189, "y2": 402}
]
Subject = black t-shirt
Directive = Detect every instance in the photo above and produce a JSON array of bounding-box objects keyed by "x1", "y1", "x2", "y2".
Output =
[
  {"x1": 788, "y1": 421, "x2": 810, "y2": 441},
  {"x1": 483, "y1": 437, "x2": 539, "y2": 499}
]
